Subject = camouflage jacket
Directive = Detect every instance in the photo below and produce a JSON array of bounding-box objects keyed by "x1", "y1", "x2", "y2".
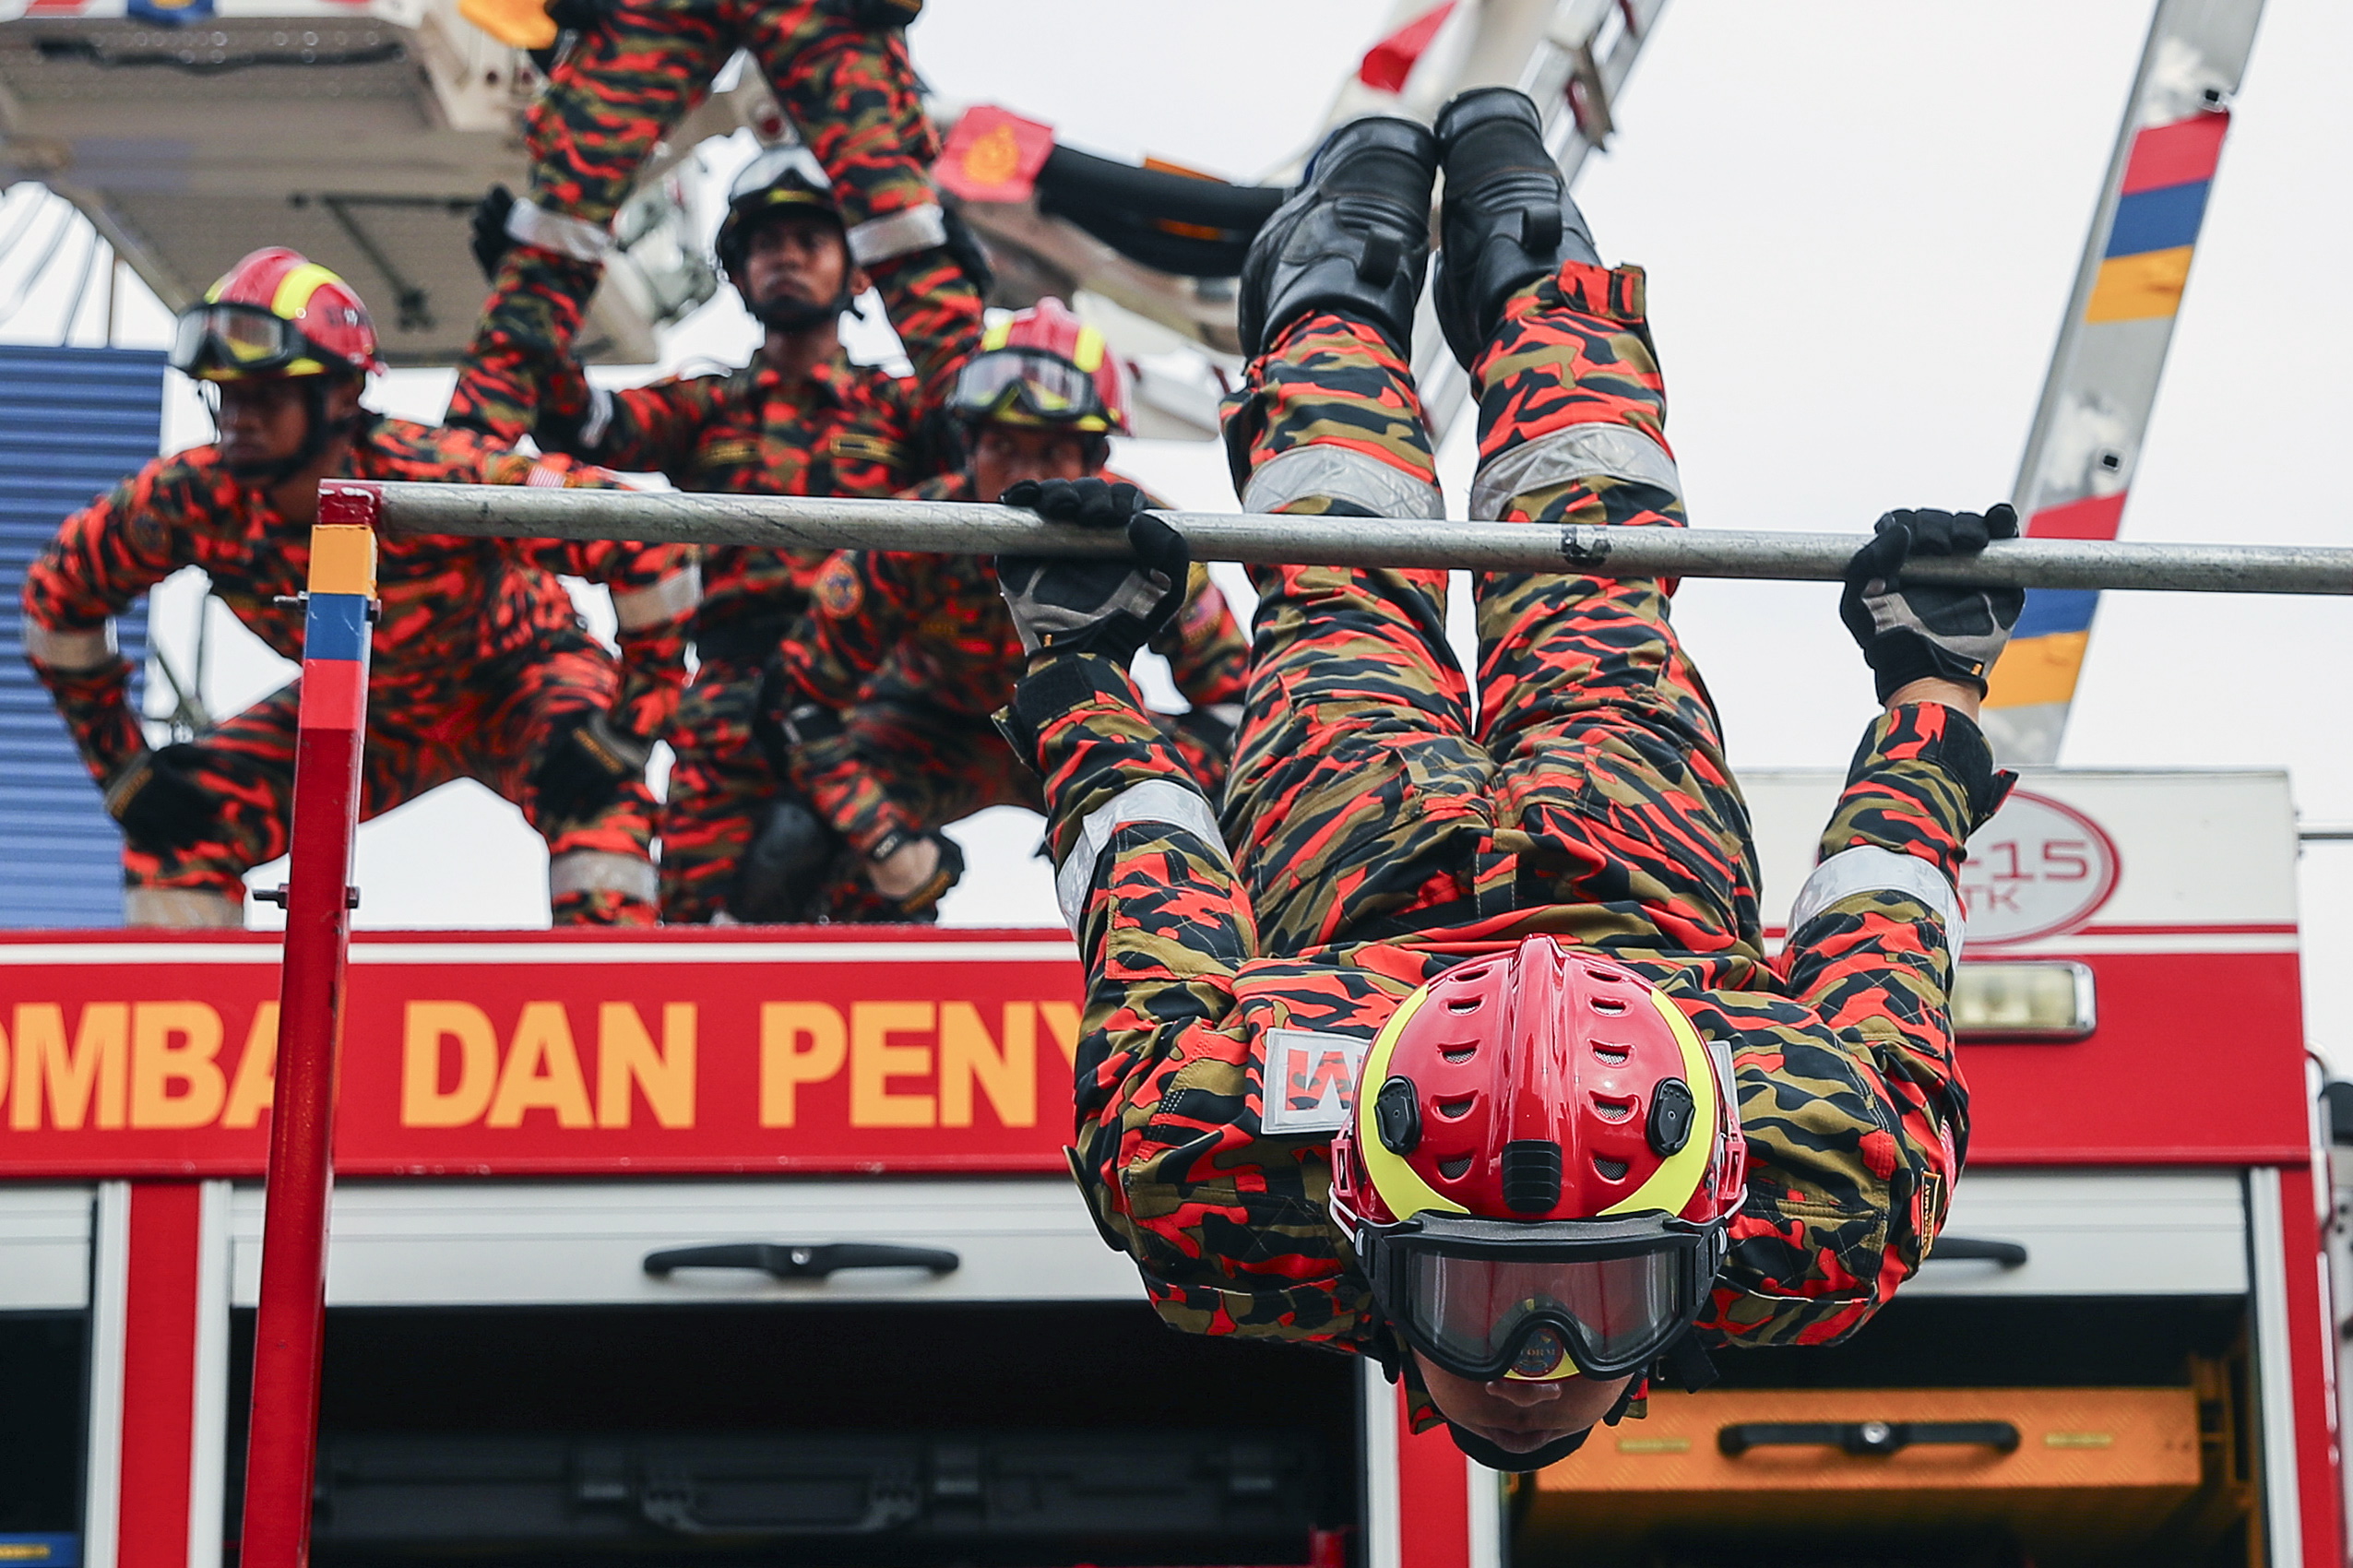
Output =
[
  {"x1": 529, "y1": 250, "x2": 982, "y2": 631},
  {"x1": 777, "y1": 468, "x2": 1250, "y2": 723},
  {"x1": 1012, "y1": 652, "x2": 1990, "y2": 1365},
  {"x1": 21, "y1": 418, "x2": 694, "y2": 785}
]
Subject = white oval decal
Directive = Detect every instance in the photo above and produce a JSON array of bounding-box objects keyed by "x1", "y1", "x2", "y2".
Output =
[{"x1": 1960, "y1": 790, "x2": 2120, "y2": 945}]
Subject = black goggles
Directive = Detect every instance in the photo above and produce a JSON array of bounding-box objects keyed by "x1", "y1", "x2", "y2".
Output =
[
  {"x1": 946, "y1": 348, "x2": 1111, "y2": 430},
  {"x1": 171, "y1": 303, "x2": 309, "y2": 379},
  {"x1": 1358, "y1": 1210, "x2": 1725, "y2": 1383}
]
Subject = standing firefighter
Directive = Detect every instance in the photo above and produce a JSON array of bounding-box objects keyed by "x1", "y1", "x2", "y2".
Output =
[
  {"x1": 994, "y1": 91, "x2": 2019, "y2": 1467},
  {"x1": 735, "y1": 298, "x2": 1249, "y2": 923},
  {"x1": 20, "y1": 248, "x2": 695, "y2": 927},
  {"x1": 461, "y1": 145, "x2": 982, "y2": 922},
  {"x1": 447, "y1": 0, "x2": 974, "y2": 445}
]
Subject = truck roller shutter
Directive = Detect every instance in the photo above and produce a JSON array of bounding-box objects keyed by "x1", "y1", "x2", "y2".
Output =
[{"x1": 0, "y1": 345, "x2": 163, "y2": 928}]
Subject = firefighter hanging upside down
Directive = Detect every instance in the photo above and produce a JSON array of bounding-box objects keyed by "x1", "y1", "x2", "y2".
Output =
[
  {"x1": 993, "y1": 90, "x2": 2021, "y2": 1469},
  {"x1": 728, "y1": 299, "x2": 1249, "y2": 923},
  {"x1": 18, "y1": 249, "x2": 695, "y2": 928}
]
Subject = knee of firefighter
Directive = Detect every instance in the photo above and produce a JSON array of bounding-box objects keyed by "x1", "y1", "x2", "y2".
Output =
[
  {"x1": 548, "y1": 849, "x2": 658, "y2": 910},
  {"x1": 124, "y1": 885, "x2": 245, "y2": 929},
  {"x1": 726, "y1": 797, "x2": 842, "y2": 923},
  {"x1": 1240, "y1": 445, "x2": 1444, "y2": 523}
]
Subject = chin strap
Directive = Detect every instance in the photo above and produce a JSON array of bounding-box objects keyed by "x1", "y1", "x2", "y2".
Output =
[{"x1": 1658, "y1": 1328, "x2": 1719, "y2": 1394}]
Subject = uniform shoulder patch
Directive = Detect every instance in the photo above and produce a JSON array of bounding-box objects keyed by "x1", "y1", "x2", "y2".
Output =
[
  {"x1": 1260, "y1": 1028, "x2": 1372, "y2": 1136},
  {"x1": 815, "y1": 556, "x2": 864, "y2": 617},
  {"x1": 827, "y1": 432, "x2": 905, "y2": 466}
]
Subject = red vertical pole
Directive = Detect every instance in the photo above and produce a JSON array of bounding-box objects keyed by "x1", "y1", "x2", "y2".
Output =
[{"x1": 237, "y1": 485, "x2": 377, "y2": 1568}]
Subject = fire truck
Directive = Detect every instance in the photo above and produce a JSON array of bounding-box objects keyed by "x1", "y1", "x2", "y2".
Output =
[{"x1": 0, "y1": 766, "x2": 2336, "y2": 1568}]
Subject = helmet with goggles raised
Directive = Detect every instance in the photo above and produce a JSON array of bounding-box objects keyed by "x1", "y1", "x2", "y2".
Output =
[
  {"x1": 171, "y1": 248, "x2": 380, "y2": 383},
  {"x1": 947, "y1": 297, "x2": 1129, "y2": 436},
  {"x1": 1330, "y1": 936, "x2": 1746, "y2": 1386}
]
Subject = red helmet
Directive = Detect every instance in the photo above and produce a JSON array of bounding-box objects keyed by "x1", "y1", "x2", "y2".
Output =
[
  {"x1": 1331, "y1": 937, "x2": 1745, "y2": 1384},
  {"x1": 171, "y1": 247, "x2": 381, "y2": 382},
  {"x1": 948, "y1": 297, "x2": 1130, "y2": 434}
]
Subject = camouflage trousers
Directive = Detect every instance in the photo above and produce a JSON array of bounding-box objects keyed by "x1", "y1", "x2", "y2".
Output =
[
  {"x1": 127, "y1": 633, "x2": 658, "y2": 927},
  {"x1": 660, "y1": 654, "x2": 1029, "y2": 924},
  {"x1": 450, "y1": 0, "x2": 940, "y2": 437},
  {"x1": 1220, "y1": 261, "x2": 1762, "y2": 958}
]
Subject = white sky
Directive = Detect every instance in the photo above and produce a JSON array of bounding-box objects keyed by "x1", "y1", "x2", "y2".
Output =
[{"x1": 9, "y1": 0, "x2": 2353, "y2": 1054}]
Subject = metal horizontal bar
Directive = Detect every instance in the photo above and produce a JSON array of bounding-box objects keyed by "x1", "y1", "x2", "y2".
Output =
[{"x1": 362, "y1": 481, "x2": 2353, "y2": 596}]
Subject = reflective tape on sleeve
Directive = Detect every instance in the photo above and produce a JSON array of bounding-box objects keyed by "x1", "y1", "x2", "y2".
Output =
[
  {"x1": 23, "y1": 619, "x2": 118, "y2": 671},
  {"x1": 1788, "y1": 844, "x2": 1966, "y2": 961},
  {"x1": 613, "y1": 563, "x2": 702, "y2": 630},
  {"x1": 1468, "y1": 423, "x2": 1682, "y2": 523},
  {"x1": 847, "y1": 204, "x2": 947, "y2": 265},
  {"x1": 1054, "y1": 778, "x2": 1230, "y2": 934}
]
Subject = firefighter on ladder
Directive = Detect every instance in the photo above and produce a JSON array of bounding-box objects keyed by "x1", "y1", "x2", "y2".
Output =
[
  {"x1": 993, "y1": 90, "x2": 2022, "y2": 1467},
  {"x1": 18, "y1": 248, "x2": 695, "y2": 927},
  {"x1": 737, "y1": 298, "x2": 1249, "y2": 922},
  {"x1": 446, "y1": 0, "x2": 967, "y2": 446}
]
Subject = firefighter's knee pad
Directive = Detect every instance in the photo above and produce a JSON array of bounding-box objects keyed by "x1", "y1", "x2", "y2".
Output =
[{"x1": 726, "y1": 797, "x2": 842, "y2": 924}]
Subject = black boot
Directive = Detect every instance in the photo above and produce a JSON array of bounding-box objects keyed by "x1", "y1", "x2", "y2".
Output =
[
  {"x1": 1432, "y1": 87, "x2": 1599, "y2": 370},
  {"x1": 1237, "y1": 115, "x2": 1437, "y2": 360}
]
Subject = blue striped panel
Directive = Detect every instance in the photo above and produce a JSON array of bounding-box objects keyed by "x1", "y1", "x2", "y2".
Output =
[
  {"x1": 2105, "y1": 181, "x2": 2211, "y2": 258},
  {"x1": 0, "y1": 346, "x2": 166, "y2": 929},
  {"x1": 2012, "y1": 587, "x2": 2102, "y2": 640}
]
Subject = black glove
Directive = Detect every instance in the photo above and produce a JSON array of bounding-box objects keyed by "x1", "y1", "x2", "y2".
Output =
[
  {"x1": 545, "y1": 0, "x2": 610, "y2": 32},
  {"x1": 469, "y1": 184, "x2": 517, "y2": 285},
  {"x1": 867, "y1": 826, "x2": 964, "y2": 918},
  {"x1": 840, "y1": 0, "x2": 921, "y2": 26},
  {"x1": 533, "y1": 707, "x2": 652, "y2": 824},
  {"x1": 104, "y1": 744, "x2": 220, "y2": 854},
  {"x1": 939, "y1": 205, "x2": 995, "y2": 297},
  {"x1": 1840, "y1": 505, "x2": 2025, "y2": 703},
  {"x1": 996, "y1": 478, "x2": 1188, "y2": 664}
]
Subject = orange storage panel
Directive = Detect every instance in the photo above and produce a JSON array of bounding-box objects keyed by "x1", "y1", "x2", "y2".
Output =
[{"x1": 1523, "y1": 1387, "x2": 2212, "y2": 1568}]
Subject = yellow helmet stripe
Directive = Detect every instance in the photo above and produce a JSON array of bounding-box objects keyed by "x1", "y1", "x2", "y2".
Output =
[
  {"x1": 1351, "y1": 984, "x2": 1469, "y2": 1224},
  {"x1": 1069, "y1": 326, "x2": 1106, "y2": 374},
  {"x1": 269, "y1": 262, "x2": 344, "y2": 322},
  {"x1": 980, "y1": 317, "x2": 1014, "y2": 353},
  {"x1": 1601, "y1": 989, "x2": 1716, "y2": 1218}
]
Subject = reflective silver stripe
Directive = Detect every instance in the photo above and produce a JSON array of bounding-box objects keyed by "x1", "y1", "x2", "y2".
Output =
[
  {"x1": 1203, "y1": 703, "x2": 1244, "y2": 731},
  {"x1": 1468, "y1": 423, "x2": 1682, "y2": 523},
  {"x1": 847, "y1": 203, "x2": 946, "y2": 266},
  {"x1": 23, "y1": 619, "x2": 118, "y2": 671},
  {"x1": 612, "y1": 564, "x2": 701, "y2": 630},
  {"x1": 125, "y1": 887, "x2": 243, "y2": 929},
  {"x1": 548, "y1": 849, "x2": 659, "y2": 905},
  {"x1": 1788, "y1": 845, "x2": 1965, "y2": 960},
  {"x1": 579, "y1": 385, "x2": 615, "y2": 451},
  {"x1": 1054, "y1": 778, "x2": 1230, "y2": 933},
  {"x1": 506, "y1": 198, "x2": 612, "y2": 263},
  {"x1": 1239, "y1": 445, "x2": 1445, "y2": 522}
]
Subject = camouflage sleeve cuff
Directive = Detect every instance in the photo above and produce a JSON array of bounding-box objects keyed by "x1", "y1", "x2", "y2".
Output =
[
  {"x1": 1005, "y1": 653, "x2": 1194, "y2": 864},
  {"x1": 1824, "y1": 702, "x2": 2010, "y2": 878}
]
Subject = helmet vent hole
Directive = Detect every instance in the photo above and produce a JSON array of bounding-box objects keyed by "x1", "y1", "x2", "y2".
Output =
[
  {"x1": 1594, "y1": 1156, "x2": 1631, "y2": 1182},
  {"x1": 1585, "y1": 966, "x2": 1626, "y2": 983},
  {"x1": 1433, "y1": 1096, "x2": 1476, "y2": 1122},
  {"x1": 1590, "y1": 997, "x2": 1629, "y2": 1016},
  {"x1": 1437, "y1": 1155, "x2": 1474, "y2": 1182},
  {"x1": 1593, "y1": 1045, "x2": 1630, "y2": 1066},
  {"x1": 1441, "y1": 1046, "x2": 1478, "y2": 1064},
  {"x1": 1592, "y1": 1096, "x2": 1636, "y2": 1123},
  {"x1": 1445, "y1": 996, "x2": 1482, "y2": 1015}
]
